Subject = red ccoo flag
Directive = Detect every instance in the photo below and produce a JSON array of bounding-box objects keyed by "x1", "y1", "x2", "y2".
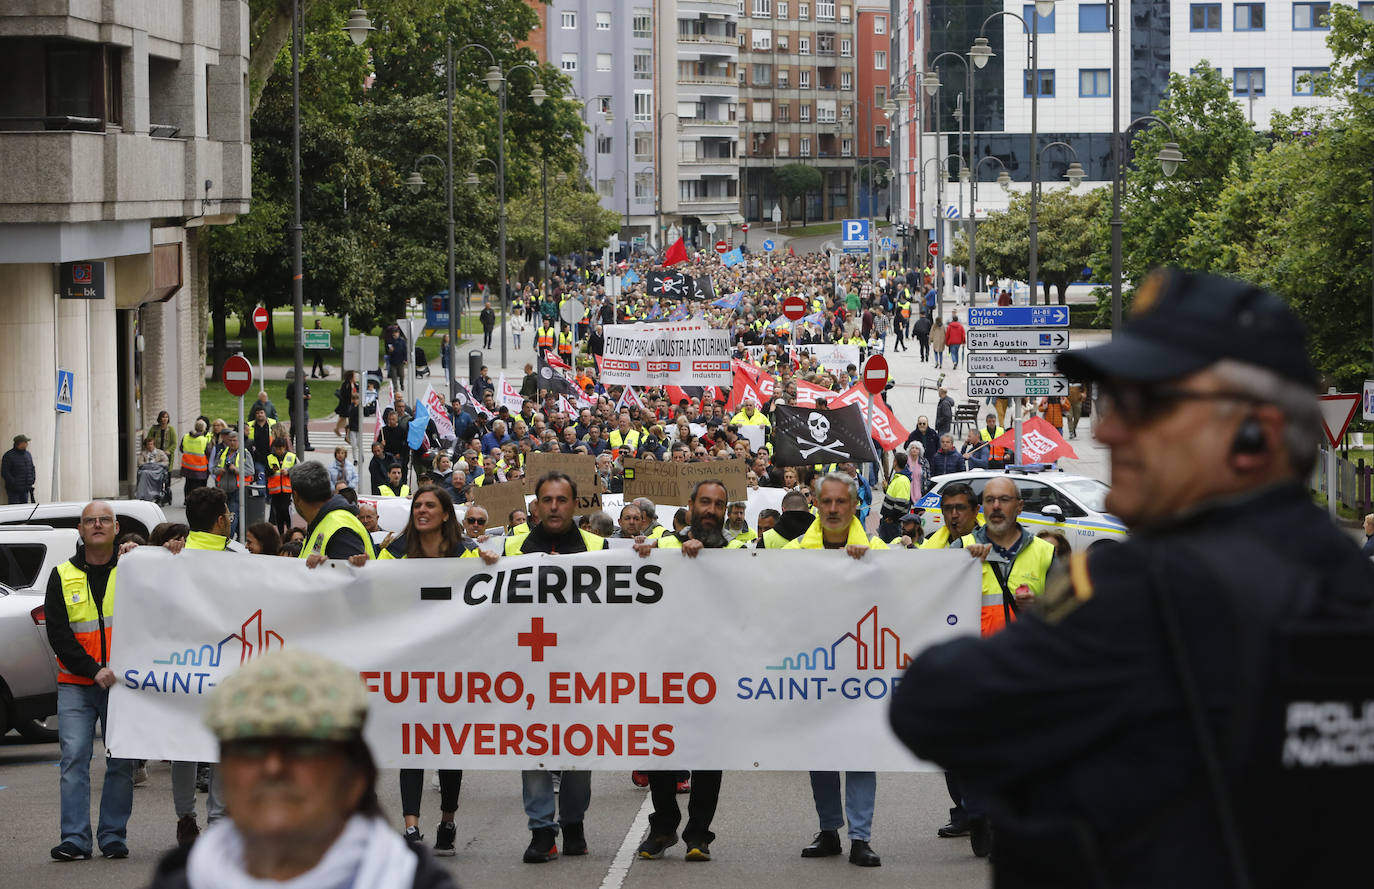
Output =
[
  {"x1": 988, "y1": 416, "x2": 1079, "y2": 464},
  {"x1": 663, "y1": 237, "x2": 688, "y2": 267}
]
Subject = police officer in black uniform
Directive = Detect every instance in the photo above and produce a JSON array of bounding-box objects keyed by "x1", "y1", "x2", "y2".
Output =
[{"x1": 890, "y1": 269, "x2": 1374, "y2": 888}]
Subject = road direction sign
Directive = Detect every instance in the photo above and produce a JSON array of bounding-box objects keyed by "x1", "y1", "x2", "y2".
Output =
[
  {"x1": 1364, "y1": 380, "x2": 1374, "y2": 421},
  {"x1": 303, "y1": 329, "x2": 331, "y2": 350},
  {"x1": 781, "y1": 296, "x2": 807, "y2": 321},
  {"x1": 252, "y1": 306, "x2": 270, "y2": 332},
  {"x1": 223, "y1": 355, "x2": 253, "y2": 397},
  {"x1": 967, "y1": 353, "x2": 1060, "y2": 374},
  {"x1": 861, "y1": 355, "x2": 889, "y2": 395},
  {"x1": 928, "y1": 241, "x2": 940, "y2": 257},
  {"x1": 1318, "y1": 392, "x2": 1361, "y2": 447},
  {"x1": 763, "y1": 239, "x2": 775, "y2": 252},
  {"x1": 968, "y1": 329, "x2": 1070, "y2": 350},
  {"x1": 967, "y1": 306, "x2": 1069, "y2": 327},
  {"x1": 55, "y1": 369, "x2": 74, "y2": 413},
  {"x1": 966, "y1": 376, "x2": 1067, "y2": 398},
  {"x1": 715, "y1": 240, "x2": 728, "y2": 254}
]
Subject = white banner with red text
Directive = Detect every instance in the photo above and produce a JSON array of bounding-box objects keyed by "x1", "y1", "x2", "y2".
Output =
[
  {"x1": 600, "y1": 322, "x2": 733, "y2": 386},
  {"x1": 106, "y1": 547, "x2": 978, "y2": 770}
]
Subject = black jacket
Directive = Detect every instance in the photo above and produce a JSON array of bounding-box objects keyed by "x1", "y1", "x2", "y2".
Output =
[
  {"x1": 891, "y1": 483, "x2": 1374, "y2": 889},
  {"x1": 304, "y1": 495, "x2": 370, "y2": 560},
  {"x1": 44, "y1": 545, "x2": 117, "y2": 681},
  {"x1": 2, "y1": 446, "x2": 36, "y2": 492},
  {"x1": 144, "y1": 833, "x2": 459, "y2": 889}
]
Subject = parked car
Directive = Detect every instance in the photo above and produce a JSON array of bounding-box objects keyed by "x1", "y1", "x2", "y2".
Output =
[
  {"x1": 0, "y1": 500, "x2": 167, "y2": 541},
  {"x1": 0, "y1": 577, "x2": 60, "y2": 741},
  {"x1": 916, "y1": 466, "x2": 1127, "y2": 549}
]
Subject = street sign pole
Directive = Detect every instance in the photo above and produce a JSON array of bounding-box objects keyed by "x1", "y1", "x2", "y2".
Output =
[{"x1": 237, "y1": 388, "x2": 246, "y2": 543}]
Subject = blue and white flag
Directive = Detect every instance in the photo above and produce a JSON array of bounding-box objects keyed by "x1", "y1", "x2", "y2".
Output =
[
  {"x1": 803, "y1": 311, "x2": 826, "y2": 326},
  {"x1": 623, "y1": 269, "x2": 641, "y2": 285},
  {"x1": 712, "y1": 291, "x2": 744, "y2": 310},
  {"x1": 722, "y1": 248, "x2": 744, "y2": 267},
  {"x1": 407, "y1": 400, "x2": 430, "y2": 450},
  {"x1": 669, "y1": 304, "x2": 690, "y2": 321}
]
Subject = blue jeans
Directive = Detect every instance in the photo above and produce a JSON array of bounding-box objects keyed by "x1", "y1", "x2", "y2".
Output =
[
  {"x1": 934, "y1": 348, "x2": 944, "y2": 367},
  {"x1": 522, "y1": 769, "x2": 591, "y2": 831},
  {"x1": 949, "y1": 344, "x2": 961, "y2": 366},
  {"x1": 57, "y1": 682, "x2": 134, "y2": 852},
  {"x1": 809, "y1": 770, "x2": 876, "y2": 841}
]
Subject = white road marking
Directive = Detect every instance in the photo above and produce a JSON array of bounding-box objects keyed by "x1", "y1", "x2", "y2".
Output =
[{"x1": 599, "y1": 792, "x2": 653, "y2": 889}]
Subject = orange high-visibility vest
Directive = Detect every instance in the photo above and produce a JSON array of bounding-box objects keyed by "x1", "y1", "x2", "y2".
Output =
[
  {"x1": 267, "y1": 452, "x2": 297, "y2": 495},
  {"x1": 54, "y1": 560, "x2": 115, "y2": 686}
]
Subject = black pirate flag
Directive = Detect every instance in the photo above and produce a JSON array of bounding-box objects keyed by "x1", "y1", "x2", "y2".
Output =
[
  {"x1": 771, "y1": 403, "x2": 879, "y2": 467},
  {"x1": 650, "y1": 271, "x2": 692, "y2": 299}
]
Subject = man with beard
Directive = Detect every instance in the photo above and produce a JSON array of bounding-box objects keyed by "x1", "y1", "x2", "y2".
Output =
[
  {"x1": 756, "y1": 490, "x2": 815, "y2": 548},
  {"x1": 633, "y1": 480, "x2": 743, "y2": 862}
]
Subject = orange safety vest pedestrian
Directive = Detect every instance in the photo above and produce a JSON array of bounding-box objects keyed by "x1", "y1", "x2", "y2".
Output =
[
  {"x1": 267, "y1": 452, "x2": 298, "y2": 495},
  {"x1": 537, "y1": 325, "x2": 556, "y2": 351},
  {"x1": 54, "y1": 560, "x2": 115, "y2": 686},
  {"x1": 180, "y1": 433, "x2": 210, "y2": 474},
  {"x1": 557, "y1": 332, "x2": 573, "y2": 359}
]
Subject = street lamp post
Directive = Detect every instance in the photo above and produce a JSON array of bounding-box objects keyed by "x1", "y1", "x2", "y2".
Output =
[
  {"x1": 291, "y1": 4, "x2": 373, "y2": 458},
  {"x1": 927, "y1": 52, "x2": 972, "y2": 308},
  {"x1": 458, "y1": 46, "x2": 546, "y2": 371},
  {"x1": 655, "y1": 112, "x2": 681, "y2": 255},
  {"x1": 972, "y1": 1, "x2": 1055, "y2": 304},
  {"x1": 1110, "y1": 116, "x2": 1186, "y2": 330},
  {"x1": 404, "y1": 151, "x2": 454, "y2": 396}
]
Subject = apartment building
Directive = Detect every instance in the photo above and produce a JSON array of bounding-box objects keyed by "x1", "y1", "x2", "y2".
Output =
[
  {"x1": 738, "y1": 0, "x2": 862, "y2": 224},
  {"x1": 532, "y1": 0, "x2": 741, "y2": 251},
  {"x1": 0, "y1": 0, "x2": 251, "y2": 499}
]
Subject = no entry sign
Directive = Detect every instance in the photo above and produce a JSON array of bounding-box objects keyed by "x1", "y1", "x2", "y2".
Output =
[
  {"x1": 781, "y1": 296, "x2": 807, "y2": 321},
  {"x1": 862, "y1": 355, "x2": 889, "y2": 395},
  {"x1": 928, "y1": 241, "x2": 940, "y2": 257},
  {"x1": 715, "y1": 240, "x2": 728, "y2": 254},
  {"x1": 251, "y1": 306, "x2": 269, "y2": 333},
  {"x1": 222, "y1": 355, "x2": 253, "y2": 398}
]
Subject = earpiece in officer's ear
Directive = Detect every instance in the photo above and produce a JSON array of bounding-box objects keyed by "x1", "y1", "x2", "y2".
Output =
[{"x1": 1231, "y1": 416, "x2": 1266, "y2": 455}]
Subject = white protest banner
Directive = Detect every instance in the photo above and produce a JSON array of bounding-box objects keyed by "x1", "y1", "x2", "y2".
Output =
[
  {"x1": 601, "y1": 322, "x2": 732, "y2": 386},
  {"x1": 496, "y1": 375, "x2": 525, "y2": 413},
  {"x1": 107, "y1": 548, "x2": 977, "y2": 771},
  {"x1": 795, "y1": 343, "x2": 862, "y2": 371}
]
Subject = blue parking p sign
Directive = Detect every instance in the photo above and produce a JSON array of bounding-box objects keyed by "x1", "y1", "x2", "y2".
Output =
[
  {"x1": 55, "y1": 369, "x2": 74, "y2": 413},
  {"x1": 841, "y1": 219, "x2": 870, "y2": 246}
]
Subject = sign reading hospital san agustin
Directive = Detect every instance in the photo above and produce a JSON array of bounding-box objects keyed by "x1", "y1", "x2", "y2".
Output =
[{"x1": 107, "y1": 548, "x2": 978, "y2": 772}]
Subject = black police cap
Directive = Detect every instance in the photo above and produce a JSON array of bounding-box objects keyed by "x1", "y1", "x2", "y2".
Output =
[{"x1": 1056, "y1": 268, "x2": 1317, "y2": 387}]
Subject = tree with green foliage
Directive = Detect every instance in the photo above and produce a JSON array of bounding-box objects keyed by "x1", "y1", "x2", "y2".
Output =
[
  {"x1": 774, "y1": 164, "x2": 823, "y2": 229},
  {"x1": 1181, "y1": 7, "x2": 1374, "y2": 388},
  {"x1": 948, "y1": 187, "x2": 1107, "y2": 304},
  {"x1": 1088, "y1": 62, "x2": 1258, "y2": 317}
]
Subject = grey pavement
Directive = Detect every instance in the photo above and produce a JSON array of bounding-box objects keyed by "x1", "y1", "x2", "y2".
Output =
[{"x1": 0, "y1": 733, "x2": 989, "y2": 889}]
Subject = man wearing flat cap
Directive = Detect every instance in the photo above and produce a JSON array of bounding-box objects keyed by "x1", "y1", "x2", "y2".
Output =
[
  {"x1": 147, "y1": 649, "x2": 457, "y2": 889},
  {"x1": 890, "y1": 269, "x2": 1374, "y2": 888}
]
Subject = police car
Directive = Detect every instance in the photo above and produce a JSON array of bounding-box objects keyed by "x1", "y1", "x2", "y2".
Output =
[{"x1": 916, "y1": 466, "x2": 1127, "y2": 548}]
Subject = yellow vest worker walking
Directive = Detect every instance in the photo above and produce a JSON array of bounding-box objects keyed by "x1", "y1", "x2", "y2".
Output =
[
  {"x1": 44, "y1": 500, "x2": 134, "y2": 861},
  {"x1": 784, "y1": 472, "x2": 886, "y2": 868}
]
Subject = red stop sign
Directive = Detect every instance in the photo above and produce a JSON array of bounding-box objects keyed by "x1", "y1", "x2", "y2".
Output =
[
  {"x1": 222, "y1": 355, "x2": 253, "y2": 398},
  {"x1": 781, "y1": 295, "x2": 807, "y2": 321},
  {"x1": 715, "y1": 240, "x2": 728, "y2": 254},
  {"x1": 928, "y1": 241, "x2": 940, "y2": 257},
  {"x1": 251, "y1": 306, "x2": 269, "y2": 332},
  {"x1": 862, "y1": 354, "x2": 889, "y2": 395}
]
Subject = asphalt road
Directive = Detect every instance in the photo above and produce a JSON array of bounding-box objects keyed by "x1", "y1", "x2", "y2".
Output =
[{"x1": 1, "y1": 733, "x2": 990, "y2": 888}]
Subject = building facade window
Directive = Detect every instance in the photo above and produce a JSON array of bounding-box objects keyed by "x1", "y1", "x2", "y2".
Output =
[
  {"x1": 874, "y1": 14, "x2": 886, "y2": 33},
  {"x1": 840, "y1": 70, "x2": 852, "y2": 89},
  {"x1": 596, "y1": 95, "x2": 612, "y2": 115},
  {"x1": 753, "y1": 63, "x2": 773, "y2": 84},
  {"x1": 1233, "y1": 67, "x2": 1265, "y2": 96},
  {"x1": 1293, "y1": 66, "x2": 1330, "y2": 95},
  {"x1": 560, "y1": 53, "x2": 578, "y2": 72},
  {"x1": 839, "y1": 37, "x2": 852, "y2": 56},
  {"x1": 634, "y1": 53, "x2": 652, "y2": 79},
  {"x1": 800, "y1": 102, "x2": 811, "y2": 121},
  {"x1": 633, "y1": 10, "x2": 652, "y2": 38},
  {"x1": 1024, "y1": 4, "x2": 1056, "y2": 32},
  {"x1": 596, "y1": 53, "x2": 612, "y2": 72},
  {"x1": 818, "y1": 33, "x2": 834, "y2": 54},
  {"x1": 799, "y1": 36, "x2": 810, "y2": 53},
  {"x1": 597, "y1": 134, "x2": 611, "y2": 153},
  {"x1": 561, "y1": 11, "x2": 576, "y2": 28},
  {"x1": 752, "y1": 100, "x2": 772, "y2": 121},
  {"x1": 752, "y1": 29, "x2": 773, "y2": 48},
  {"x1": 777, "y1": 1, "x2": 788, "y2": 17},
  {"x1": 778, "y1": 136, "x2": 791, "y2": 155},
  {"x1": 634, "y1": 91, "x2": 653, "y2": 121},
  {"x1": 1234, "y1": 3, "x2": 1264, "y2": 30},
  {"x1": 1024, "y1": 68, "x2": 1055, "y2": 97},
  {"x1": 779, "y1": 102, "x2": 791, "y2": 121},
  {"x1": 799, "y1": 2, "x2": 809, "y2": 20},
  {"x1": 874, "y1": 50, "x2": 887, "y2": 69},
  {"x1": 800, "y1": 69, "x2": 811, "y2": 88},
  {"x1": 778, "y1": 67, "x2": 789, "y2": 86},
  {"x1": 634, "y1": 131, "x2": 653, "y2": 160},
  {"x1": 753, "y1": 0, "x2": 772, "y2": 15},
  {"x1": 874, "y1": 125, "x2": 887, "y2": 147},
  {"x1": 1079, "y1": 4, "x2": 1108, "y2": 31},
  {"x1": 1292, "y1": 2, "x2": 1330, "y2": 28},
  {"x1": 1079, "y1": 68, "x2": 1110, "y2": 96},
  {"x1": 841, "y1": 137, "x2": 852, "y2": 156},
  {"x1": 1189, "y1": 3, "x2": 1221, "y2": 30},
  {"x1": 800, "y1": 136, "x2": 811, "y2": 155},
  {"x1": 596, "y1": 11, "x2": 611, "y2": 30},
  {"x1": 816, "y1": 1, "x2": 836, "y2": 20}
]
